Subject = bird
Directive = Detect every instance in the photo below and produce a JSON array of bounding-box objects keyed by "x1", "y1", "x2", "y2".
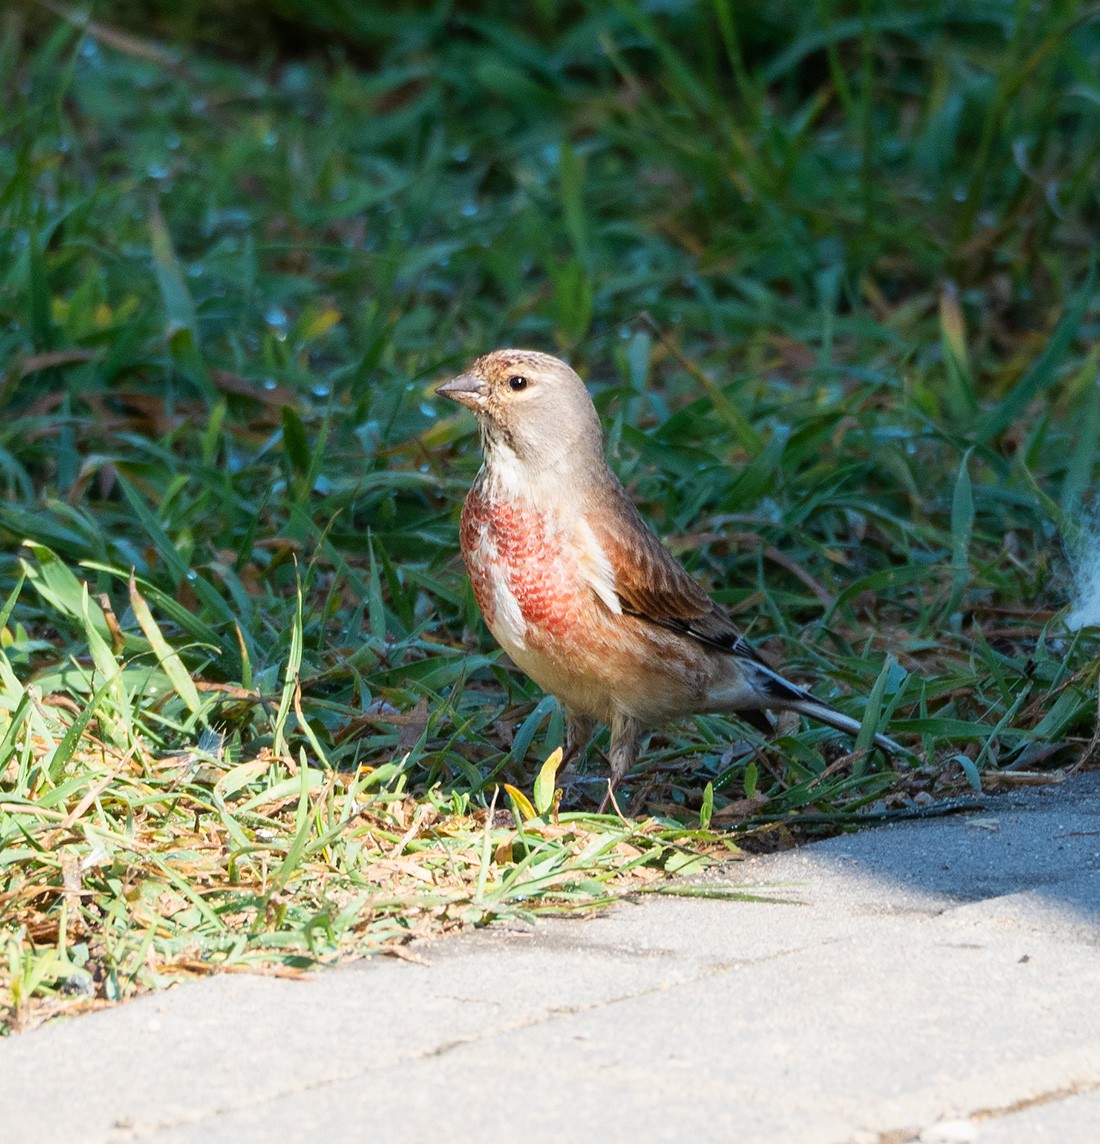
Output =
[{"x1": 437, "y1": 348, "x2": 904, "y2": 811}]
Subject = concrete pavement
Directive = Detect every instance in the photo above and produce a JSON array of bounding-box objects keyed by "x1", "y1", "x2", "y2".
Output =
[{"x1": 3, "y1": 773, "x2": 1099, "y2": 1143}]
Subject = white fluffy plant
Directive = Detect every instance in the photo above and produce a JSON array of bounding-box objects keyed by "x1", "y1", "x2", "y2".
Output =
[{"x1": 1067, "y1": 515, "x2": 1100, "y2": 631}]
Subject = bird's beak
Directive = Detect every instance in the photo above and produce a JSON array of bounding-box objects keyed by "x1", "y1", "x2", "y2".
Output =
[{"x1": 436, "y1": 371, "x2": 487, "y2": 411}]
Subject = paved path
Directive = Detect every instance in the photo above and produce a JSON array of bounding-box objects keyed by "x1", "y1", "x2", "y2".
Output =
[{"x1": 4, "y1": 774, "x2": 1099, "y2": 1143}]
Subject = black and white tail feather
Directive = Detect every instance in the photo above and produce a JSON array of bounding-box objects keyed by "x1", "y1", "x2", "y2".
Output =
[{"x1": 744, "y1": 657, "x2": 905, "y2": 756}]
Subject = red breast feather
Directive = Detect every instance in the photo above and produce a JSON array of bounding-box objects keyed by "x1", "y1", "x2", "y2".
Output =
[
  {"x1": 460, "y1": 488, "x2": 584, "y2": 638},
  {"x1": 459, "y1": 485, "x2": 713, "y2": 725}
]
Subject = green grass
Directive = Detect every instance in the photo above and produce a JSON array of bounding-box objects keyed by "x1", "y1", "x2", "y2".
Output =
[{"x1": 2, "y1": 0, "x2": 1099, "y2": 1032}]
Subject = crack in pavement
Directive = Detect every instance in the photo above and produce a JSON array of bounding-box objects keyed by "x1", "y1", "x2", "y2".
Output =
[
  {"x1": 112, "y1": 941, "x2": 841, "y2": 1142},
  {"x1": 109, "y1": 974, "x2": 715, "y2": 1139},
  {"x1": 971, "y1": 1073, "x2": 1100, "y2": 1122},
  {"x1": 871, "y1": 1074, "x2": 1100, "y2": 1143}
]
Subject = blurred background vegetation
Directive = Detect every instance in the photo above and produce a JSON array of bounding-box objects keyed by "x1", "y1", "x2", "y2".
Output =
[{"x1": 1, "y1": 0, "x2": 1098, "y2": 1026}]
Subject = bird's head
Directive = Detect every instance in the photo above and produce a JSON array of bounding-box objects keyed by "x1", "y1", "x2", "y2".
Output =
[{"x1": 437, "y1": 349, "x2": 603, "y2": 476}]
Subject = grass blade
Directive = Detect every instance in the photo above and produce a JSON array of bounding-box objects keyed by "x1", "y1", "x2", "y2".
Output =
[{"x1": 128, "y1": 573, "x2": 204, "y2": 720}]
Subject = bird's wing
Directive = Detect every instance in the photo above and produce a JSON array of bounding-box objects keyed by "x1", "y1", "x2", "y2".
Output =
[
  {"x1": 583, "y1": 487, "x2": 904, "y2": 754},
  {"x1": 583, "y1": 491, "x2": 766, "y2": 662}
]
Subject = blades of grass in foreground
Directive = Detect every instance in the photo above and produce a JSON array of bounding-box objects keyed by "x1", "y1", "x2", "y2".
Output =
[
  {"x1": 271, "y1": 574, "x2": 305, "y2": 759},
  {"x1": 128, "y1": 573, "x2": 204, "y2": 722},
  {"x1": 946, "y1": 450, "x2": 974, "y2": 619},
  {"x1": 45, "y1": 679, "x2": 113, "y2": 784}
]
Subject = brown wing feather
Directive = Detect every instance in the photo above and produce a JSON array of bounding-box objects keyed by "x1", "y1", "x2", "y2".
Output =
[{"x1": 586, "y1": 487, "x2": 766, "y2": 663}]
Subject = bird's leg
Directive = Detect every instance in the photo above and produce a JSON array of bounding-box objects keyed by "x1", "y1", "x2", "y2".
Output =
[
  {"x1": 598, "y1": 712, "x2": 644, "y2": 815},
  {"x1": 551, "y1": 713, "x2": 595, "y2": 805},
  {"x1": 562, "y1": 713, "x2": 595, "y2": 771}
]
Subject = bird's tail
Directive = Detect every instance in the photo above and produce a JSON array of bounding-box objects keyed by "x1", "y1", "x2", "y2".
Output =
[
  {"x1": 746, "y1": 660, "x2": 906, "y2": 756},
  {"x1": 778, "y1": 695, "x2": 905, "y2": 757}
]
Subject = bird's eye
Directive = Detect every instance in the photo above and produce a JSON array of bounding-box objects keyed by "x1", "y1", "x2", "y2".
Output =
[{"x1": 507, "y1": 375, "x2": 528, "y2": 392}]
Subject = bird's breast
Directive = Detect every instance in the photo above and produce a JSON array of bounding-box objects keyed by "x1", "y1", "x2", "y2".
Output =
[
  {"x1": 460, "y1": 488, "x2": 590, "y2": 652},
  {"x1": 458, "y1": 484, "x2": 716, "y2": 726}
]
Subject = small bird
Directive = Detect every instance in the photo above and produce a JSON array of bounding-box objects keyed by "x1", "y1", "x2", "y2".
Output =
[{"x1": 438, "y1": 349, "x2": 903, "y2": 810}]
